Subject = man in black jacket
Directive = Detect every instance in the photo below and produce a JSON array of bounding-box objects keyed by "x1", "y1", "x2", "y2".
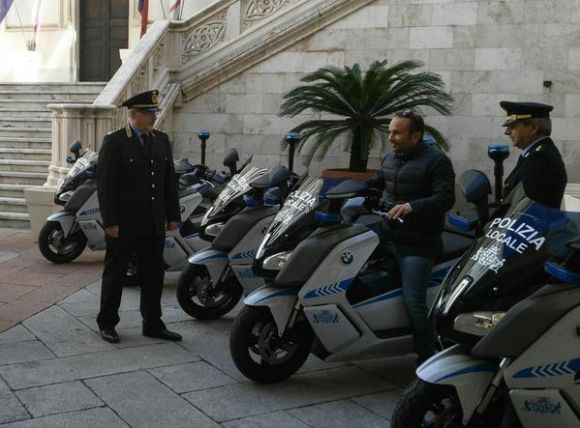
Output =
[
  {"x1": 368, "y1": 111, "x2": 455, "y2": 362},
  {"x1": 500, "y1": 101, "x2": 567, "y2": 209},
  {"x1": 96, "y1": 90, "x2": 182, "y2": 343}
]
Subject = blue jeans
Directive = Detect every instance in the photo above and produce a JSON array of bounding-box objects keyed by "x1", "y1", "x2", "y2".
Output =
[{"x1": 389, "y1": 242, "x2": 436, "y2": 360}]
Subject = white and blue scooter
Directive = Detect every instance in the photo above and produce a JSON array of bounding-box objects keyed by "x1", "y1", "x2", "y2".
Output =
[{"x1": 229, "y1": 171, "x2": 490, "y2": 383}]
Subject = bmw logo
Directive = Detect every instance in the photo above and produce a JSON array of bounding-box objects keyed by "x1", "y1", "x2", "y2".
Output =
[{"x1": 341, "y1": 251, "x2": 354, "y2": 264}]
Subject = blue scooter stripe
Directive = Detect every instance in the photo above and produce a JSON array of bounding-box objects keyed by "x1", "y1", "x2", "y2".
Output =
[
  {"x1": 513, "y1": 358, "x2": 580, "y2": 379},
  {"x1": 435, "y1": 363, "x2": 496, "y2": 383}
]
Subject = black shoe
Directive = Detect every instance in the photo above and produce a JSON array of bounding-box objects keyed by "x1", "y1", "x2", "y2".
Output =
[
  {"x1": 143, "y1": 329, "x2": 182, "y2": 341},
  {"x1": 100, "y1": 329, "x2": 120, "y2": 343}
]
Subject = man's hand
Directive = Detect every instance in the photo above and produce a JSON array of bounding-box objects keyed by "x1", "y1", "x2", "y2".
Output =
[
  {"x1": 387, "y1": 203, "x2": 412, "y2": 222},
  {"x1": 105, "y1": 225, "x2": 119, "y2": 238},
  {"x1": 167, "y1": 221, "x2": 179, "y2": 231}
]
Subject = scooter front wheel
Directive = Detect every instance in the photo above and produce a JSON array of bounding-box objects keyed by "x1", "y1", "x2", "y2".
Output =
[
  {"x1": 391, "y1": 379, "x2": 463, "y2": 428},
  {"x1": 176, "y1": 264, "x2": 243, "y2": 319},
  {"x1": 38, "y1": 221, "x2": 87, "y2": 264},
  {"x1": 229, "y1": 305, "x2": 314, "y2": 383}
]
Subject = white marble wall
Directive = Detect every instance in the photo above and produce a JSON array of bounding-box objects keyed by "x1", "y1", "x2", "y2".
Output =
[{"x1": 171, "y1": 0, "x2": 580, "y2": 182}]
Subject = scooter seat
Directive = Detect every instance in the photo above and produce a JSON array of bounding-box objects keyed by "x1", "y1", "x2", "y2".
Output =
[
  {"x1": 436, "y1": 231, "x2": 474, "y2": 264},
  {"x1": 178, "y1": 186, "x2": 202, "y2": 199},
  {"x1": 472, "y1": 283, "x2": 580, "y2": 358}
]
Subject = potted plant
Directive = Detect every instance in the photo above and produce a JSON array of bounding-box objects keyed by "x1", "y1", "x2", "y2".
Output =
[{"x1": 279, "y1": 60, "x2": 454, "y2": 179}]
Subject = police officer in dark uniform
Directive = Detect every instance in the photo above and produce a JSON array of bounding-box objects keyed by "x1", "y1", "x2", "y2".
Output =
[
  {"x1": 96, "y1": 90, "x2": 182, "y2": 343},
  {"x1": 500, "y1": 101, "x2": 567, "y2": 208}
]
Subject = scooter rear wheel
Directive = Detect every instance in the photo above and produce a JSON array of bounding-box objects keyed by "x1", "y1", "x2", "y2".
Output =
[
  {"x1": 391, "y1": 379, "x2": 463, "y2": 428},
  {"x1": 176, "y1": 264, "x2": 243, "y2": 319},
  {"x1": 229, "y1": 305, "x2": 314, "y2": 383},
  {"x1": 38, "y1": 222, "x2": 87, "y2": 264}
]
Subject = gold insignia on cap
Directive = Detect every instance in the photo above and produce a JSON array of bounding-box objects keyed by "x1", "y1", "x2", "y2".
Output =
[{"x1": 151, "y1": 91, "x2": 159, "y2": 104}]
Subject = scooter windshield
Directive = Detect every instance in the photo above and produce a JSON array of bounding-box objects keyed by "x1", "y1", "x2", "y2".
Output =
[
  {"x1": 438, "y1": 197, "x2": 580, "y2": 313},
  {"x1": 201, "y1": 164, "x2": 268, "y2": 224},
  {"x1": 259, "y1": 176, "x2": 323, "y2": 251},
  {"x1": 57, "y1": 150, "x2": 98, "y2": 192}
]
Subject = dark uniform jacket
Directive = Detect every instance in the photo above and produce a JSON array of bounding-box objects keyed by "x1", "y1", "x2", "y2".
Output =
[
  {"x1": 97, "y1": 125, "x2": 180, "y2": 238},
  {"x1": 367, "y1": 142, "x2": 456, "y2": 257},
  {"x1": 503, "y1": 137, "x2": 567, "y2": 209}
]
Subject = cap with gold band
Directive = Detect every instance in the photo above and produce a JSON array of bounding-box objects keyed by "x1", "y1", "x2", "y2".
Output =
[
  {"x1": 500, "y1": 101, "x2": 553, "y2": 127},
  {"x1": 121, "y1": 90, "x2": 160, "y2": 113}
]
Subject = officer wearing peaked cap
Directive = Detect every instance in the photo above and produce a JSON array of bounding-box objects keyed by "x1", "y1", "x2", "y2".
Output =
[
  {"x1": 96, "y1": 90, "x2": 182, "y2": 343},
  {"x1": 500, "y1": 101, "x2": 567, "y2": 209}
]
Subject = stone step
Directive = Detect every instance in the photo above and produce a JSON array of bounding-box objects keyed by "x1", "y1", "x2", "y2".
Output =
[
  {"x1": 0, "y1": 148, "x2": 52, "y2": 161},
  {"x1": 0, "y1": 210, "x2": 29, "y2": 229},
  {"x1": 0, "y1": 91, "x2": 99, "y2": 103},
  {"x1": 0, "y1": 127, "x2": 51, "y2": 138},
  {"x1": 0, "y1": 171, "x2": 47, "y2": 185},
  {"x1": 0, "y1": 183, "x2": 27, "y2": 198},
  {"x1": 0, "y1": 82, "x2": 106, "y2": 93},
  {"x1": 0, "y1": 117, "x2": 51, "y2": 128},
  {"x1": 0, "y1": 159, "x2": 50, "y2": 173},
  {"x1": 0, "y1": 108, "x2": 52, "y2": 118},
  {"x1": 0, "y1": 197, "x2": 27, "y2": 213},
  {"x1": 0, "y1": 99, "x2": 94, "y2": 108},
  {"x1": 0, "y1": 136, "x2": 51, "y2": 149}
]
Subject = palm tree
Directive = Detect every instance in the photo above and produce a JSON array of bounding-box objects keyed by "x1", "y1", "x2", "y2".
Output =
[{"x1": 279, "y1": 60, "x2": 454, "y2": 172}]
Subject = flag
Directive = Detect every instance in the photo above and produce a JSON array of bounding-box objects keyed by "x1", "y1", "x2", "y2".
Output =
[
  {"x1": 31, "y1": 0, "x2": 42, "y2": 50},
  {"x1": 138, "y1": 0, "x2": 149, "y2": 38},
  {"x1": 0, "y1": 0, "x2": 14, "y2": 25},
  {"x1": 169, "y1": 0, "x2": 181, "y2": 20}
]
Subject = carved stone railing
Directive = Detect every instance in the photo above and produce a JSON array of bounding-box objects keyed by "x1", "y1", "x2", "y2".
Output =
[
  {"x1": 171, "y1": 0, "x2": 375, "y2": 101},
  {"x1": 45, "y1": 21, "x2": 173, "y2": 187},
  {"x1": 44, "y1": 0, "x2": 371, "y2": 187}
]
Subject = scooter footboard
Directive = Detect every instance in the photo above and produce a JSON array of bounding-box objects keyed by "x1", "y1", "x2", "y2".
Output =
[
  {"x1": 187, "y1": 249, "x2": 228, "y2": 283},
  {"x1": 244, "y1": 286, "x2": 298, "y2": 334},
  {"x1": 416, "y1": 345, "x2": 497, "y2": 424}
]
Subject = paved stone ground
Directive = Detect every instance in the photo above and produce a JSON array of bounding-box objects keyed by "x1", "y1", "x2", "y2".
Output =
[
  {"x1": 0, "y1": 228, "x2": 415, "y2": 426},
  {"x1": 0, "y1": 229, "x2": 104, "y2": 332},
  {"x1": 0, "y1": 277, "x2": 415, "y2": 427}
]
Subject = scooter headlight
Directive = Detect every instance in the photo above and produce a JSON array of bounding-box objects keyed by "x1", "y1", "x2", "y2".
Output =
[
  {"x1": 262, "y1": 251, "x2": 293, "y2": 270},
  {"x1": 205, "y1": 222, "x2": 225, "y2": 237},
  {"x1": 58, "y1": 191, "x2": 73, "y2": 202},
  {"x1": 453, "y1": 312, "x2": 506, "y2": 336}
]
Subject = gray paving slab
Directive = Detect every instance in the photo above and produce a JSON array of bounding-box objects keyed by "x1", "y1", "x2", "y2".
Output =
[
  {"x1": 76, "y1": 306, "x2": 192, "y2": 331},
  {"x1": 289, "y1": 399, "x2": 389, "y2": 427},
  {"x1": 183, "y1": 365, "x2": 394, "y2": 422},
  {"x1": 57, "y1": 289, "x2": 101, "y2": 317},
  {"x1": 15, "y1": 381, "x2": 104, "y2": 418},
  {"x1": 0, "y1": 251, "x2": 19, "y2": 264},
  {"x1": 23, "y1": 306, "x2": 114, "y2": 357},
  {"x1": 85, "y1": 371, "x2": 220, "y2": 428},
  {"x1": 0, "y1": 325, "x2": 35, "y2": 345},
  {"x1": 351, "y1": 389, "x2": 405, "y2": 421},
  {"x1": 0, "y1": 407, "x2": 128, "y2": 428},
  {"x1": 148, "y1": 361, "x2": 237, "y2": 394},
  {"x1": 0, "y1": 341, "x2": 54, "y2": 366},
  {"x1": 0, "y1": 377, "x2": 29, "y2": 425},
  {"x1": 0, "y1": 343, "x2": 200, "y2": 390},
  {"x1": 222, "y1": 411, "x2": 309, "y2": 428},
  {"x1": 353, "y1": 355, "x2": 416, "y2": 388},
  {"x1": 84, "y1": 280, "x2": 101, "y2": 295},
  {"x1": 169, "y1": 320, "x2": 248, "y2": 382}
]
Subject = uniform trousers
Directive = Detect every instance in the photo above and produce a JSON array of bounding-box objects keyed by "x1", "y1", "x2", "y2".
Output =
[{"x1": 97, "y1": 234, "x2": 166, "y2": 333}]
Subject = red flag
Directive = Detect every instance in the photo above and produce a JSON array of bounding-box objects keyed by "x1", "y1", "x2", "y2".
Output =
[{"x1": 138, "y1": 0, "x2": 149, "y2": 38}]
